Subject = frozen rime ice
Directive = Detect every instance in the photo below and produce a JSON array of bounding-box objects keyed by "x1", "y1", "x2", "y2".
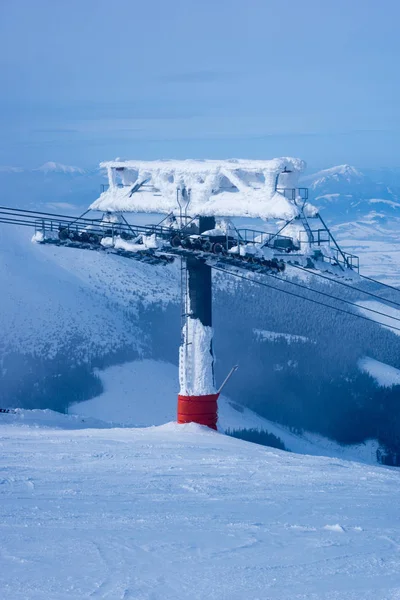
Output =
[
  {"x1": 90, "y1": 157, "x2": 309, "y2": 219},
  {"x1": 179, "y1": 318, "x2": 216, "y2": 395}
]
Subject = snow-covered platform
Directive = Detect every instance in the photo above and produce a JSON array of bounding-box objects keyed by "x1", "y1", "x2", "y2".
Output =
[
  {"x1": 90, "y1": 157, "x2": 311, "y2": 219},
  {"x1": 0, "y1": 412, "x2": 399, "y2": 600}
]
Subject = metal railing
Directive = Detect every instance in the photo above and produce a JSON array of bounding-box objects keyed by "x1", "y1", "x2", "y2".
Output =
[
  {"x1": 299, "y1": 229, "x2": 330, "y2": 247},
  {"x1": 100, "y1": 183, "x2": 158, "y2": 193},
  {"x1": 0, "y1": 205, "x2": 359, "y2": 271},
  {"x1": 298, "y1": 229, "x2": 359, "y2": 272},
  {"x1": 320, "y1": 249, "x2": 360, "y2": 272},
  {"x1": 101, "y1": 183, "x2": 130, "y2": 193},
  {"x1": 275, "y1": 187, "x2": 309, "y2": 201},
  {"x1": 236, "y1": 228, "x2": 295, "y2": 249},
  {"x1": 101, "y1": 184, "x2": 310, "y2": 201}
]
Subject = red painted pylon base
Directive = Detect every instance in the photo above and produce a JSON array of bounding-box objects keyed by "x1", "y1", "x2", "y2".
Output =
[{"x1": 177, "y1": 393, "x2": 219, "y2": 430}]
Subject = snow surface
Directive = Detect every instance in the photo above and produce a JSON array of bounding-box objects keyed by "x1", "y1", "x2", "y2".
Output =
[
  {"x1": 90, "y1": 158, "x2": 312, "y2": 219},
  {"x1": 357, "y1": 300, "x2": 400, "y2": 336},
  {"x1": 0, "y1": 412, "x2": 399, "y2": 599},
  {"x1": 358, "y1": 356, "x2": 400, "y2": 387},
  {"x1": 368, "y1": 199, "x2": 400, "y2": 208},
  {"x1": 254, "y1": 329, "x2": 312, "y2": 344},
  {"x1": 334, "y1": 219, "x2": 400, "y2": 286}
]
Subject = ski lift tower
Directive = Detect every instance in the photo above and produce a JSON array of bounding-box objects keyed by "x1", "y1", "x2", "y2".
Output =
[{"x1": 90, "y1": 158, "x2": 309, "y2": 429}]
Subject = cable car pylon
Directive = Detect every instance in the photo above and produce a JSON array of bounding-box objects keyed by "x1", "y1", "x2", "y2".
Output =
[{"x1": 0, "y1": 158, "x2": 372, "y2": 431}]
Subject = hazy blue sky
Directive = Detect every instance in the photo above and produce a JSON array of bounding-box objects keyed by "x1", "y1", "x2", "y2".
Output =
[{"x1": 1, "y1": 0, "x2": 399, "y2": 169}]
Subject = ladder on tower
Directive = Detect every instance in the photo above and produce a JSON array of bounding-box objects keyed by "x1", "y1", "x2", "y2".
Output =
[
  {"x1": 298, "y1": 211, "x2": 315, "y2": 246},
  {"x1": 179, "y1": 257, "x2": 192, "y2": 395}
]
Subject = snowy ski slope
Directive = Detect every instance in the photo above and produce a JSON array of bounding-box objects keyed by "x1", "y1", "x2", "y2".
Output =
[
  {"x1": 0, "y1": 225, "x2": 178, "y2": 360},
  {"x1": 70, "y1": 359, "x2": 381, "y2": 465},
  {"x1": 0, "y1": 414, "x2": 399, "y2": 600}
]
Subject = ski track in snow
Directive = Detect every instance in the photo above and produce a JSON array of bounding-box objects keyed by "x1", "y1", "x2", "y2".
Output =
[{"x1": 0, "y1": 416, "x2": 400, "y2": 600}]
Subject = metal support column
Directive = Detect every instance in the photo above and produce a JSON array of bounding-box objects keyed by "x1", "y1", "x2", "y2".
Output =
[{"x1": 177, "y1": 216, "x2": 219, "y2": 429}]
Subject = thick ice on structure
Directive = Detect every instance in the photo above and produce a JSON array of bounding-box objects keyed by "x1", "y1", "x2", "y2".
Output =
[
  {"x1": 100, "y1": 233, "x2": 158, "y2": 252},
  {"x1": 179, "y1": 318, "x2": 216, "y2": 396},
  {"x1": 90, "y1": 158, "x2": 309, "y2": 219}
]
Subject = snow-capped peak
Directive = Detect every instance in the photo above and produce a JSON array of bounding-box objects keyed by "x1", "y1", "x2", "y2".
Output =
[
  {"x1": 316, "y1": 164, "x2": 362, "y2": 178},
  {"x1": 301, "y1": 165, "x2": 364, "y2": 188},
  {"x1": 36, "y1": 161, "x2": 85, "y2": 174}
]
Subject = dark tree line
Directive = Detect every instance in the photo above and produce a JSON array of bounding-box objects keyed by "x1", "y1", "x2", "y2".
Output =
[
  {"x1": 213, "y1": 273, "x2": 400, "y2": 466},
  {"x1": 226, "y1": 428, "x2": 286, "y2": 450}
]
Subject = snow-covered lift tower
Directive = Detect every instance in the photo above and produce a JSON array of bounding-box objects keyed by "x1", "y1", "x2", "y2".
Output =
[
  {"x1": 91, "y1": 158, "x2": 307, "y2": 220},
  {"x1": 90, "y1": 158, "x2": 308, "y2": 429}
]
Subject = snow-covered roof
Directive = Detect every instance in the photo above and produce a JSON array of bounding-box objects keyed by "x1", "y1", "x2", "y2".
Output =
[{"x1": 90, "y1": 158, "x2": 310, "y2": 219}]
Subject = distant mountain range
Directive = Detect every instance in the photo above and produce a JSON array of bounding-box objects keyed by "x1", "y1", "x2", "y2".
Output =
[
  {"x1": 301, "y1": 164, "x2": 400, "y2": 223},
  {"x1": 0, "y1": 162, "x2": 87, "y2": 174},
  {"x1": 36, "y1": 161, "x2": 86, "y2": 175},
  {"x1": 0, "y1": 162, "x2": 105, "y2": 211}
]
